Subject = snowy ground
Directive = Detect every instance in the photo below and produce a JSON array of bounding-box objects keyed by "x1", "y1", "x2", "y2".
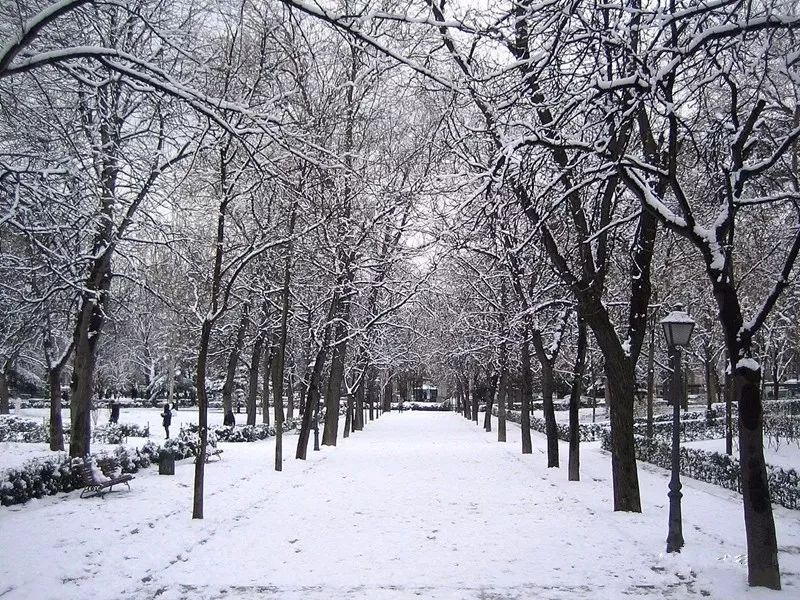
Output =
[{"x1": 1, "y1": 411, "x2": 799, "y2": 599}]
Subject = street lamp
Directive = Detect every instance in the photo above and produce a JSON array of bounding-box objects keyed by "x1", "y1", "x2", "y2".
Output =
[{"x1": 660, "y1": 304, "x2": 695, "y2": 554}]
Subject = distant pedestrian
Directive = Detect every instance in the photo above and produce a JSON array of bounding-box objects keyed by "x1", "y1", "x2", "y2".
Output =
[
  {"x1": 161, "y1": 403, "x2": 172, "y2": 438},
  {"x1": 109, "y1": 399, "x2": 120, "y2": 424}
]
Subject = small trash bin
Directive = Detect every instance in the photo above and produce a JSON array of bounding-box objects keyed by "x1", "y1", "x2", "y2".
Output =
[{"x1": 159, "y1": 454, "x2": 175, "y2": 475}]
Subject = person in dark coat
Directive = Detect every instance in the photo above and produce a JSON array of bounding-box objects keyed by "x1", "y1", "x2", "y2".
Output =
[{"x1": 161, "y1": 403, "x2": 172, "y2": 438}]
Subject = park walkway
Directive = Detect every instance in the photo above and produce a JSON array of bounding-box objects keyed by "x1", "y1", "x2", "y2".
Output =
[{"x1": 1, "y1": 411, "x2": 799, "y2": 599}]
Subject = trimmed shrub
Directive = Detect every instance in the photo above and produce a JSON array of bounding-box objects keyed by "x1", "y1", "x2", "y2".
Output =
[
  {"x1": 0, "y1": 415, "x2": 49, "y2": 443},
  {"x1": 163, "y1": 428, "x2": 219, "y2": 459},
  {"x1": 1, "y1": 442, "x2": 161, "y2": 507},
  {"x1": 185, "y1": 418, "x2": 299, "y2": 443},
  {"x1": 93, "y1": 423, "x2": 150, "y2": 444},
  {"x1": 390, "y1": 401, "x2": 452, "y2": 412},
  {"x1": 598, "y1": 429, "x2": 800, "y2": 510},
  {"x1": 492, "y1": 407, "x2": 606, "y2": 442}
]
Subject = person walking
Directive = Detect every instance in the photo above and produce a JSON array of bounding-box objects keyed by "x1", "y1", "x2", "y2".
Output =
[{"x1": 161, "y1": 403, "x2": 172, "y2": 439}]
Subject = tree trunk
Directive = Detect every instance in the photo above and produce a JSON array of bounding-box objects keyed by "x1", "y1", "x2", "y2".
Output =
[
  {"x1": 725, "y1": 359, "x2": 733, "y2": 455},
  {"x1": 520, "y1": 333, "x2": 533, "y2": 454},
  {"x1": 399, "y1": 376, "x2": 408, "y2": 406},
  {"x1": 0, "y1": 361, "x2": 9, "y2": 415},
  {"x1": 367, "y1": 366, "x2": 376, "y2": 421},
  {"x1": 462, "y1": 375, "x2": 470, "y2": 419},
  {"x1": 483, "y1": 375, "x2": 495, "y2": 432},
  {"x1": 646, "y1": 320, "x2": 656, "y2": 439},
  {"x1": 682, "y1": 364, "x2": 689, "y2": 411},
  {"x1": 471, "y1": 374, "x2": 479, "y2": 425},
  {"x1": 771, "y1": 350, "x2": 779, "y2": 402},
  {"x1": 322, "y1": 321, "x2": 348, "y2": 446},
  {"x1": 48, "y1": 367, "x2": 65, "y2": 451},
  {"x1": 192, "y1": 319, "x2": 212, "y2": 519},
  {"x1": 587, "y1": 309, "x2": 644, "y2": 512},
  {"x1": 272, "y1": 204, "x2": 295, "y2": 471},
  {"x1": 604, "y1": 365, "x2": 641, "y2": 512},
  {"x1": 343, "y1": 395, "x2": 353, "y2": 438},
  {"x1": 497, "y1": 371, "x2": 507, "y2": 443},
  {"x1": 262, "y1": 345, "x2": 271, "y2": 426},
  {"x1": 247, "y1": 331, "x2": 264, "y2": 426},
  {"x1": 167, "y1": 354, "x2": 176, "y2": 408},
  {"x1": 287, "y1": 370, "x2": 295, "y2": 420},
  {"x1": 541, "y1": 361, "x2": 559, "y2": 468},
  {"x1": 222, "y1": 304, "x2": 249, "y2": 422},
  {"x1": 568, "y1": 316, "x2": 587, "y2": 481},
  {"x1": 354, "y1": 375, "x2": 365, "y2": 431},
  {"x1": 69, "y1": 281, "x2": 109, "y2": 457},
  {"x1": 704, "y1": 344, "x2": 717, "y2": 416},
  {"x1": 272, "y1": 363, "x2": 284, "y2": 471},
  {"x1": 383, "y1": 373, "x2": 393, "y2": 412},
  {"x1": 735, "y1": 363, "x2": 780, "y2": 589},
  {"x1": 531, "y1": 327, "x2": 560, "y2": 468},
  {"x1": 296, "y1": 343, "x2": 327, "y2": 460}
]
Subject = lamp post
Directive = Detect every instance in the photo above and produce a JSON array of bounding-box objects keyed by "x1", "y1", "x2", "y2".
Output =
[{"x1": 660, "y1": 303, "x2": 695, "y2": 554}]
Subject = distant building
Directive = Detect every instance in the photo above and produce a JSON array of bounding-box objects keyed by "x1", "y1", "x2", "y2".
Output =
[{"x1": 412, "y1": 382, "x2": 438, "y2": 402}]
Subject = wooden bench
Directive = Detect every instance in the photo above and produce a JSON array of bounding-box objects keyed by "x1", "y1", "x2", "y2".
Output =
[{"x1": 80, "y1": 459, "x2": 134, "y2": 499}]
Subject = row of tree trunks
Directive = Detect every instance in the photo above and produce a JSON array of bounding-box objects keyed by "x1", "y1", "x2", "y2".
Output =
[
  {"x1": 246, "y1": 301, "x2": 268, "y2": 426},
  {"x1": 322, "y1": 295, "x2": 352, "y2": 446},
  {"x1": 271, "y1": 202, "x2": 295, "y2": 471},
  {"x1": 354, "y1": 373, "x2": 366, "y2": 431},
  {"x1": 222, "y1": 303, "x2": 250, "y2": 424},
  {"x1": 296, "y1": 294, "x2": 339, "y2": 460}
]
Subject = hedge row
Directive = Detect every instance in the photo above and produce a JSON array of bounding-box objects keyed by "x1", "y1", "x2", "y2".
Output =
[
  {"x1": 390, "y1": 401, "x2": 452, "y2": 412},
  {"x1": 598, "y1": 429, "x2": 800, "y2": 510},
  {"x1": 93, "y1": 423, "x2": 151, "y2": 443},
  {"x1": 492, "y1": 407, "x2": 606, "y2": 442},
  {"x1": 0, "y1": 415, "x2": 49, "y2": 443},
  {"x1": 0, "y1": 442, "x2": 160, "y2": 507},
  {"x1": 632, "y1": 419, "x2": 726, "y2": 443},
  {"x1": 635, "y1": 410, "x2": 716, "y2": 425},
  {"x1": 0, "y1": 416, "x2": 150, "y2": 445},
  {"x1": 185, "y1": 418, "x2": 300, "y2": 443},
  {"x1": 1, "y1": 417, "x2": 309, "y2": 508}
]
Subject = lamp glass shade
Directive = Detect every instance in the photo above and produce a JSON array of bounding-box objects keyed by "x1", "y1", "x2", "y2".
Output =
[{"x1": 660, "y1": 309, "x2": 695, "y2": 347}]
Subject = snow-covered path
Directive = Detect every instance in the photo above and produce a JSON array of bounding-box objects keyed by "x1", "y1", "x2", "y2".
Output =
[{"x1": 1, "y1": 412, "x2": 799, "y2": 599}]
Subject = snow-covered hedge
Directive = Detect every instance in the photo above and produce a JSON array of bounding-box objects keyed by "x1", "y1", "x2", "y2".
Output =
[
  {"x1": 635, "y1": 410, "x2": 718, "y2": 425},
  {"x1": 0, "y1": 415, "x2": 49, "y2": 443},
  {"x1": 9, "y1": 398, "x2": 69, "y2": 410},
  {"x1": 0, "y1": 442, "x2": 160, "y2": 507},
  {"x1": 390, "y1": 401, "x2": 452, "y2": 411},
  {"x1": 184, "y1": 418, "x2": 299, "y2": 443},
  {"x1": 598, "y1": 430, "x2": 800, "y2": 510},
  {"x1": 92, "y1": 423, "x2": 151, "y2": 444},
  {"x1": 492, "y1": 408, "x2": 606, "y2": 442},
  {"x1": 764, "y1": 415, "x2": 800, "y2": 441},
  {"x1": 632, "y1": 419, "x2": 726, "y2": 443},
  {"x1": 162, "y1": 428, "x2": 218, "y2": 459}
]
